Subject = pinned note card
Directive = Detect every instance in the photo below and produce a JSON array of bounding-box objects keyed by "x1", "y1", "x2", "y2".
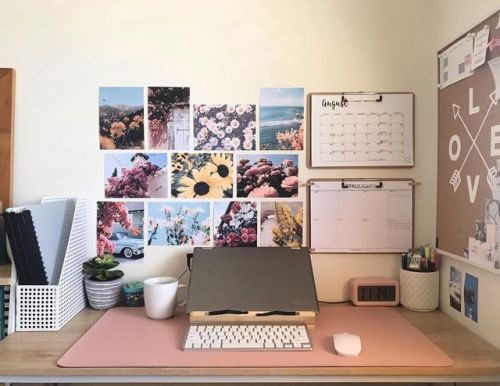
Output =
[{"x1": 472, "y1": 26, "x2": 490, "y2": 70}]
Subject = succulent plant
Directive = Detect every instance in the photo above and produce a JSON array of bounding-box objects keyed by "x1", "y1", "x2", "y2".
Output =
[{"x1": 83, "y1": 254, "x2": 124, "y2": 281}]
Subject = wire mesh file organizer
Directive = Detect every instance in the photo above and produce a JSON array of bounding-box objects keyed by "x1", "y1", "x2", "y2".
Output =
[{"x1": 15, "y1": 197, "x2": 90, "y2": 331}]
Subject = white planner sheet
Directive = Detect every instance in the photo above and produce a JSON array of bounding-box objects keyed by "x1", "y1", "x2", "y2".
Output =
[
  {"x1": 309, "y1": 180, "x2": 413, "y2": 253},
  {"x1": 309, "y1": 93, "x2": 414, "y2": 167}
]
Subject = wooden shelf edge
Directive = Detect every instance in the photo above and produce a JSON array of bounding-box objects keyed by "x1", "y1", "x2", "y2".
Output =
[
  {"x1": 0, "y1": 263, "x2": 12, "y2": 285},
  {"x1": 437, "y1": 249, "x2": 500, "y2": 277}
]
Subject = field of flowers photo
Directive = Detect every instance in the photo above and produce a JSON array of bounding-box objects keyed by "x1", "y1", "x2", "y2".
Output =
[
  {"x1": 213, "y1": 201, "x2": 258, "y2": 247},
  {"x1": 236, "y1": 154, "x2": 299, "y2": 198},
  {"x1": 104, "y1": 153, "x2": 168, "y2": 198},
  {"x1": 171, "y1": 153, "x2": 234, "y2": 198},
  {"x1": 260, "y1": 201, "x2": 303, "y2": 247},
  {"x1": 99, "y1": 87, "x2": 144, "y2": 150},
  {"x1": 148, "y1": 87, "x2": 190, "y2": 150},
  {"x1": 193, "y1": 104, "x2": 256, "y2": 151},
  {"x1": 148, "y1": 202, "x2": 210, "y2": 246}
]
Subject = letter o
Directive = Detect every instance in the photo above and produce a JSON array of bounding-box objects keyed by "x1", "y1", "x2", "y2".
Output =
[{"x1": 449, "y1": 135, "x2": 461, "y2": 161}]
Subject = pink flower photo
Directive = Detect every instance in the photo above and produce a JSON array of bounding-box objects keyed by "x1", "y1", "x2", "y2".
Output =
[
  {"x1": 104, "y1": 153, "x2": 168, "y2": 198},
  {"x1": 236, "y1": 154, "x2": 299, "y2": 198},
  {"x1": 213, "y1": 201, "x2": 258, "y2": 247}
]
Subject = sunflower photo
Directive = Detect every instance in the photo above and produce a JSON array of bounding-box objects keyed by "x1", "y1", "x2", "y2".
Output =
[
  {"x1": 260, "y1": 201, "x2": 303, "y2": 247},
  {"x1": 148, "y1": 202, "x2": 210, "y2": 246},
  {"x1": 171, "y1": 153, "x2": 234, "y2": 199},
  {"x1": 99, "y1": 87, "x2": 144, "y2": 150}
]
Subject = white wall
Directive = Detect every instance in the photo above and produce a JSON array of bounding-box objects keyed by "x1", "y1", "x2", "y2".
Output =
[
  {"x1": 0, "y1": 0, "x2": 436, "y2": 301},
  {"x1": 431, "y1": 0, "x2": 500, "y2": 350}
]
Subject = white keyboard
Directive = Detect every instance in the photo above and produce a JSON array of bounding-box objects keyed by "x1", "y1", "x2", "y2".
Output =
[{"x1": 182, "y1": 323, "x2": 313, "y2": 351}]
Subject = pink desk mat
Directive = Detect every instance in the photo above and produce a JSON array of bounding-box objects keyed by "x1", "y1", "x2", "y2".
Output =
[{"x1": 57, "y1": 306, "x2": 453, "y2": 368}]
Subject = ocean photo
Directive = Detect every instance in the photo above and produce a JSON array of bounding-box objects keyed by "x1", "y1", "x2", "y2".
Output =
[{"x1": 259, "y1": 88, "x2": 304, "y2": 150}]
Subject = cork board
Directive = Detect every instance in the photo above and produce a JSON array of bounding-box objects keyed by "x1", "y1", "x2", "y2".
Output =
[{"x1": 437, "y1": 11, "x2": 500, "y2": 264}]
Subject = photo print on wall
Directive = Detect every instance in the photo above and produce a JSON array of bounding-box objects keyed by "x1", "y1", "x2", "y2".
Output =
[
  {"x1": 171, "y1": 153, "x2": 234, "y2": 199},
  {"x1": 99, "y1": 87, "x2": 144, "y2": 150},
  {"x1": 236, "y1": 154, "x2": 299, "y2": 198},
  {"x1": 193, "y1": 104, "x2": 256, "y2": 151},
  {"x1": 148, "y1": 202, "x2": 211, "y2": 246},
  {"x1": 148, "y1": 87, "x2": 190, "y2": 150},
  {"x1": 213, "y1": 201, "x2": 258, "y2": 247},
  {"x1": 97, "y1": 201, "x2": 144, "y2": 262},
  {"x1": 104, "y1": 152, "x2": 168, "y2": 198},
  {"x1": 464, "y1": 273, "x2": 478, "y2": 322},
  {"x1": 260, "y1": 87, "x2": 304, "y2": 151},
  {"x1": 260, "y1": 201, "x2": 303, "y2": 247},
  {"x1": 449, "y1": 266, "x2": 462, "y2": 312}
]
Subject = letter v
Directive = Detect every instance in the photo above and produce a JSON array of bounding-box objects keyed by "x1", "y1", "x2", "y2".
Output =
[{"x1": 467, "y1": 175, "x2": 480, "y2": 203}]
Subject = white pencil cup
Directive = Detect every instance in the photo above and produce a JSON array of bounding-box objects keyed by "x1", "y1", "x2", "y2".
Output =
[{"x1": 400, "y1": 268, "x2": 439, "y2": 312}]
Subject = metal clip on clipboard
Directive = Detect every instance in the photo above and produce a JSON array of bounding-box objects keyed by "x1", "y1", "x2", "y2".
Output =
[
  {"x1": 342, "y1": 92, "x2": 383, "y2": 103},
  {"x1": 341, "y1": 179, "x2": 383, "y2": 189}
]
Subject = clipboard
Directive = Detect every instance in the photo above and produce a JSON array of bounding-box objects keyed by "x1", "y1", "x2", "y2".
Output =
[
  {"x1": 307, "y1": 92, "x2": 414, "y2": 168},
  {"x1": 307, "y1": 178, "x2": 415, "y2": 253}
]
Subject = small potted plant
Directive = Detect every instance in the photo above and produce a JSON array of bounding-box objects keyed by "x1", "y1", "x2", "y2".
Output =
[{"x1": 83, "y1": 254, "x2": 124, "y2": 310}]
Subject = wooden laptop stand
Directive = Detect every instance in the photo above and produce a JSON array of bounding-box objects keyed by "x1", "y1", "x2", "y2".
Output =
[{"x1": 189, "y1": 311, "x2": 317, "y2": 328}]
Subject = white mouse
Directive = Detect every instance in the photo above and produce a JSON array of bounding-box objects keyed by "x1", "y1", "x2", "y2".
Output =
[{"x1": 333, "y1": 332, "x2": 362, "y2": 357}]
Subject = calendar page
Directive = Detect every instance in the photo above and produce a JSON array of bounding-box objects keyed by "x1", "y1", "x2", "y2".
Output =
[{"x1": 309, "y1": 93, "x2": 414, "y2": 167}]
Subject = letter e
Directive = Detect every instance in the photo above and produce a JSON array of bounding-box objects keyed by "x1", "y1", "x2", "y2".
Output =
[{"x1": 491, "y1": 125, "x2": 500, "y2": 156}]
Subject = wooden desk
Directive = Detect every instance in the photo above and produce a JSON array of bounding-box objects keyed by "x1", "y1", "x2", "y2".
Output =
[{"x1": 0, "y1": 307, "x2": 500, "y2": 384}]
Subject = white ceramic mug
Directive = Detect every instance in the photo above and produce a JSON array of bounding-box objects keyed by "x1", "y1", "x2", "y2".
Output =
[{"x1": 143, "y1": 277, "x2": 187, "y2": 319}]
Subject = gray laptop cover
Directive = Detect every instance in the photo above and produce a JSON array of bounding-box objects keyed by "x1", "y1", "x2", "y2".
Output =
[{"x1": 186, "y1": 247, "x2": 319, "y2": 313}]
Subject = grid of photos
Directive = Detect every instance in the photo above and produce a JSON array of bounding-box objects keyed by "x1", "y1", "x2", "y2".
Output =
[
  {"x1": 260, "y1": 201, "x2": 303, "y2": 247},
  {"x1": 99, "y1": 87, "x2": 144, "y2": 150},
  {"x1": 98, "y1": 85, "x2": 305, "y2": 257},
  {"x1": 148, "y1": 202, "x2": 210, "y2": 246},
  {"x1": 260, "y1": 88, "x2": 304, "y2": 151},
  {"x1": 193, "y1": 104, "x2": 256, "y2": 151},
  {"x1": 236, "y1": 154, "x2": 299, "y2": 198},
  {"x1": 104, "y1": 153, "x2": 168, "y2": 198},
  {"x1": 148, "y1": 87, "x2": 190, "y2": 150},
  {"x1": 213, "y1": 201, "x2": 258, "y2": 247},
  {"x1": 97, "y1": 201, "x2": 144, "y2": 262}
]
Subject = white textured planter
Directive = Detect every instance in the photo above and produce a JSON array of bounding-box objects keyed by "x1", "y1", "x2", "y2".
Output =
[
  {"x1": 400, "y1": 268, "x2": 439, "y2": 312},
  {"x1": 84, "y1": 276, "x2": 123, "y2": 310}
]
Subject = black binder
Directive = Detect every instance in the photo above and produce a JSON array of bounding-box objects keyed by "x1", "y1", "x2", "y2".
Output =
[{"x1": 3, "y1": 199, "x2": 75, "y2": 285}]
